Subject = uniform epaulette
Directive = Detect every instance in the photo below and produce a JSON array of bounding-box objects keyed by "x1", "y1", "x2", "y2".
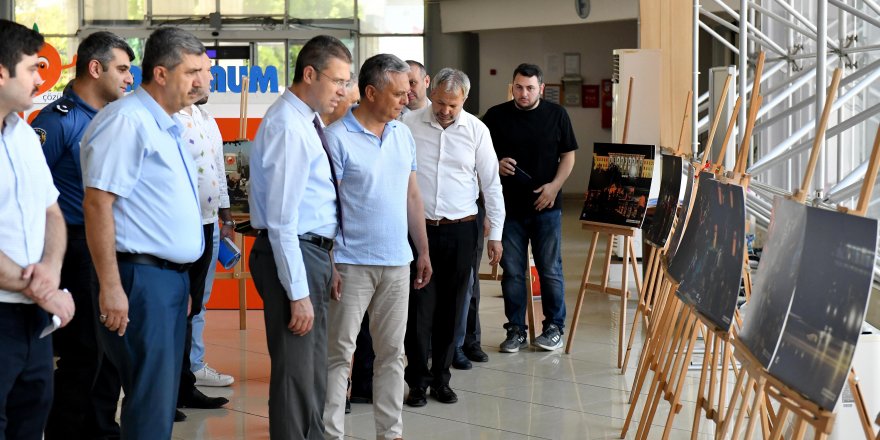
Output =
[{"x1": 53, "y1": 99, "x2": 74, "y2": 115}]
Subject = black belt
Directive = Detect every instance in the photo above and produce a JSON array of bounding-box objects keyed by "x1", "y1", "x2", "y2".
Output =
[
  {"x1": 254, "y1": 230, "x2": 334, "y2": 252},
  {"x1": 426, "y1": 214, "x2": 477, "y2": 226},
  {"x1": 116, "y1": 252, "x2": 193, "y2": 272}
]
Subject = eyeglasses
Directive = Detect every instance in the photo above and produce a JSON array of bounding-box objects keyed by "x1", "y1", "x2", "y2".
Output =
[{"x1": 316, "y1": 70, "x2": 353, "y2": 89}]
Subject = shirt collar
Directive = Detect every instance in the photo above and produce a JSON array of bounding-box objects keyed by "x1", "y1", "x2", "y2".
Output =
[
  {"x1": 2, "y1": 112, "x2": 22, "y2": 136},
  {"x1": 342, "y1": 105, "x2": 399, "y2": 141},
  {"x1": 418, "y1": 104, "x2": 463, "y2": 130},
  {"x1": 133, "y1": 87, "x2": 182, "y2": 135},
  {"x1": 280, "y1": 88, "x2": 321, "y2": 125},
  {"x1": 64, "y1": 88, "x2": 98, "y2": 116}
]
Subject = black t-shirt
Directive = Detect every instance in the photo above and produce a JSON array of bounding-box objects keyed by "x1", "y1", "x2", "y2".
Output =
[{"x1": 483, "y1": 99, "x2": 578, "y2": 218}]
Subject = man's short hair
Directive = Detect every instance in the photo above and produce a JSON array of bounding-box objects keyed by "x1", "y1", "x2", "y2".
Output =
[
  {"x1": 141, "y1": 27, "x2": 205, "y2": 84},
  {"x1": 513, "y1": 63, "x2": 543, "y2": 84},
  {"x1": 75, "y1": 31, "x2": 135, "y2": 77},
  {"x1": 293, "y1": 35, "x2": 352, "y2": 84},
  {"x1": 432, "y1": 67, "x2": 470, "y2": 98},
  {"x1": 0, "y1": 20, "x2": 44, "y2": 78},
  {"x1": 358, "y1": 53, "x2": 409, "y2": 96},
  {"x1": 405, "y1": 60, "x2": 427, "y2": 78}
]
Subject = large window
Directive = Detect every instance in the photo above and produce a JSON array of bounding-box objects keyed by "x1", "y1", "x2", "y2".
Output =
[{"x1": 13, "y1": 0, "x2": 424, "y2": 87}]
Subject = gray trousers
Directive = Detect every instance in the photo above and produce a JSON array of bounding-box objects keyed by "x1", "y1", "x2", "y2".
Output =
[{"x1": 251, "y1": 235, "x2": 331, "y2": 440}]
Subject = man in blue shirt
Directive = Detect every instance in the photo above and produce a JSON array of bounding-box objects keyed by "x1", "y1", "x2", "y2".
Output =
[
  {"x1": 32, "y1": 31, "x2": 134, "y2": 440},
  {"x1": 322, "y1": 53, "x2": 431, "y2": 440},
  {"x1": 0, "y1": 19, "x2": 75, "y2": 440},
  {"x1": 80, "y1": 27, "x2": 206, "y2": 440},
  {"x1": 248, "y1": 35, "x2": 353, "y2": 440}
]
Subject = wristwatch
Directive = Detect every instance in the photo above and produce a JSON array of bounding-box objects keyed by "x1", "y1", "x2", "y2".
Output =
[{"x1": 222, "y1": 219, "x2": 236, "y2": 227}]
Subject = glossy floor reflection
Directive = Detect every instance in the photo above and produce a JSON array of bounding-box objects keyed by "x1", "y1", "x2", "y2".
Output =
[{"x1": 171, "y1": 200, "x2": 716, "y2": 440}]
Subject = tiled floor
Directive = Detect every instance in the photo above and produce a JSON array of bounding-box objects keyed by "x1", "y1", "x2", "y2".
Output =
[{"x1": 172, "y1": 201, "x2": 719, "y2": 439}]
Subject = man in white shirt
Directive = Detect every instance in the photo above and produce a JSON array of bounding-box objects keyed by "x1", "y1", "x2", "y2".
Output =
[
  {"x1": 401, "y1": 68, "x2": 505, "y2": 406},
  {"x1": 0, "y1": 19, "x2": 75, "y2": 440}
]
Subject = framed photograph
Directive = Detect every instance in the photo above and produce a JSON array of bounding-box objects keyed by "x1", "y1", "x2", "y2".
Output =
[
  {"x1": 580, "y1": 142, "x2": 656, "y2": 228},
  {"x1": 543, "y1": 84, "x2": 562, "y2": 105}
]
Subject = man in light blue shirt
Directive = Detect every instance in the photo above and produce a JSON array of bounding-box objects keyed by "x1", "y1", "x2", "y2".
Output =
[
  {"x1": 248, "y1": 35, "x2": 353, "y2": 440},
  {"x1": 80, "y1": 27, "x2": 206, "y2": 440},
  {"x1": 0, "y1": 20, "x2": 75, "y2": 440},
  {"x1": 323, "y1": 54, "x2": 431, "y2": 440}
]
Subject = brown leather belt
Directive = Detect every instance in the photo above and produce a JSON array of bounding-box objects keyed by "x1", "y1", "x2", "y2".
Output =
[{"x1": 425, "y1": 214, "x2": 477, "y2": 226}]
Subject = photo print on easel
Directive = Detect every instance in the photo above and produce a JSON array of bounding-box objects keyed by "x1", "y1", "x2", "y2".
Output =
[
  {"x1": 223, "y1": 140, "x2": 252, "y2": 214},
  {"x1": 669, "y1": 176, "x2": 745, "y2": 332},
  {"x1": 580, "y1": 142, "x2": 656, "y2": 228},
  {"x1": 757, "y1": 201, "x2": 877, "y2": 410},
  {"x1": 664, "y1": 164, "x2": 698, "y2": 282},
  {"x1": 644, "y1": 154, "x2": 686, "y2": 248}
]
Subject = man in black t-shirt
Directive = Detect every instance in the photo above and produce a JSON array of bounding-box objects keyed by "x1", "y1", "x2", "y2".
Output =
[{"x1": 482, "y1": 63, "x2": 578, "y2": 352}]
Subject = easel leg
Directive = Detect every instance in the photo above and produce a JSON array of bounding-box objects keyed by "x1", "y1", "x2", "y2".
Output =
[
  {"x1": 525, "y1": 245, "x2": 537, "y2": 343},
  {"x1": 691, "y1": 329, "x2": 715, "y2": 440},
  {"x1": 768, "y1": 407, "x2": 790, "y2": 440},
  {"x1": 661, "y1": 319, "x2": 701, "y2": 440},
  {"x1": 792, "y1": 418, "x2": 808, "y2": 440},
  {"x1": 730, "y1": 377, "x2": 756, "y2": 440},
  {"x1": 622, "y1": 247, "x2": 655, "y2": 373},
  {"x1": 618, "y1": 236, "x2": 630, "y2": 368},
  {"x1": 717, "y1": 361, "x2": 747, "y2": 440},
  {"x1": 600, "y1": 233, "x2": 614, "y2": 291},
  {"x1": 848, "y1": 368, "x2": 876, "y2": 440},
  {"x1": 565, "y1": 231, "x2": 600, "y2": 354},
  {"x1": 742, "y1": 375, "x2": 767, "y2": 440},
  {"x1": 237, "y1": 233, "x2": 247, "y2": 330}
]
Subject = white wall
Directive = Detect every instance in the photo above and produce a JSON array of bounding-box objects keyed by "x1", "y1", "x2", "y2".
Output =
[{"x1": 477, "y1": 20, "x2": 638, "y2": 196}]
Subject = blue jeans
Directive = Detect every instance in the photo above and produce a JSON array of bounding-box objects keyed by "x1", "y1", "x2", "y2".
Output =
[
  {"x1": 190, "y1": 225, "x2": 219, "y2": 372},
  {"x1": 500, "y1": 209, "x2": 566, "y2": 332}
]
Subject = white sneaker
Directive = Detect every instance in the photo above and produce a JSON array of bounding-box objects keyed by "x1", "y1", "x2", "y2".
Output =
[{"x1": 193, "y1": 365, "x2": 234, "y2": 387}]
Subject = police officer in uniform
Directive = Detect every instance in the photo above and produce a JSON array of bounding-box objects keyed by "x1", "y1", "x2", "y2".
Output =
[{"x1": 31, "y1": 31, "x2": 135, "y2": 440}]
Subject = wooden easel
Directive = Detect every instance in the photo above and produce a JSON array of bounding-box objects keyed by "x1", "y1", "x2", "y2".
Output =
[
  {"x1": 565, "y1": 221, "x2": 642, "y2": 364},
  {"x1": 564, "y1": 76, "x2": 643, "y2": 363},
  {"x1": 622, "y1": 79, "x2": 730, "y2": 374},
  {"x1": 715, "y1": 68, "x2": 880, "y2": 440},
  {"x1": 213, "y1": 77, "x2": 252, "y2": 330},
  {"x1": 623, "y1": 56, "x2": 766, "y2": 440}
]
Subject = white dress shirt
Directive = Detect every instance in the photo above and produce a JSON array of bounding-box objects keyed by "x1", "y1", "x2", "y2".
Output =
[
  {"x1": 402, "y1": 105, "x2": 505, "y2": 241},
  {"x1": 249, "y1": 89, "x2": 338, "y2": 301},
  {"x1": 0, "y1": 113, "x2": 60, "y2": 303}
]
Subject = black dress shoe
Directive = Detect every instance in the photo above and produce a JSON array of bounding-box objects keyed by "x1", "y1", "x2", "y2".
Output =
[
  {"x1": 430, "y1": 384, "x2": 458, "y2": 404},
  {"x1": 345, "y1": 397, "x2": 351, "y2": 414},
  {"x1": 179, "y1": 388, "x2": 229, "y2": 409},
  {"x1": 463, "y1": 345, "x2": 489, "y2": 363},
  {"x1": 452, "y1": 348, "x2": 472, "y2": 370},
  {"x1": 404, "y1": 387, "x2": 427, "y2": 407},
  {"x1": 174, "y1": 409, "x2": 187, "y2": 422}
]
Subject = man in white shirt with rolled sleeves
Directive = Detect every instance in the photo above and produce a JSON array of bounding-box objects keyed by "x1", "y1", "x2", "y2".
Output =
[{"x1": 401, "y1": 67, "x2": 504, "y2": 406}]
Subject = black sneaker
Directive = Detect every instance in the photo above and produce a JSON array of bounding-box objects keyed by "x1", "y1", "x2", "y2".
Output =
[
  {"x1": 499, "y1": 327, "x2": 528, "y2": 353},
  {"x1": 533, "y1": 324, "x2": 563, "y2": 351}
]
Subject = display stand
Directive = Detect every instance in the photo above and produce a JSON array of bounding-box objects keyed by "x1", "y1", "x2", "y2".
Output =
[
  {"x1": 623, "y1": 62, "x2": 763, "y2": 440},
  {"x1": 214, "y1": 81, "x2": 252, "y2": 330},
  {"x1": 716, "y1": 68, "x2": 880, "y2": 440},
  {"x1": 564, "y1": 221, "x2": 642, "y2": 365}
]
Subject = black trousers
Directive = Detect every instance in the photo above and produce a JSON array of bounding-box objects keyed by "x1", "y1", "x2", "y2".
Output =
[
  {"x1": 178, "y1": 223, "x2": 215, "y2": 403},
  {"x1": 46, "y1": 225, "x2": 121, "y2": 440},
  {"x1": 463, "y1": 202, "x2": 486, "y2": 349},
  {"x1": 0, "y1": 303, "x2": 53, "y2": 440},
  {"x1": 404, "y1": 220, "x2": 477, "y2": 389}
]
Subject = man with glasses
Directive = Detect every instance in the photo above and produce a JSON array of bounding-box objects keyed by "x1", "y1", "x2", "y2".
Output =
[{"x1": 248, "y1": 35, "x2": 352, "y2": 440}]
